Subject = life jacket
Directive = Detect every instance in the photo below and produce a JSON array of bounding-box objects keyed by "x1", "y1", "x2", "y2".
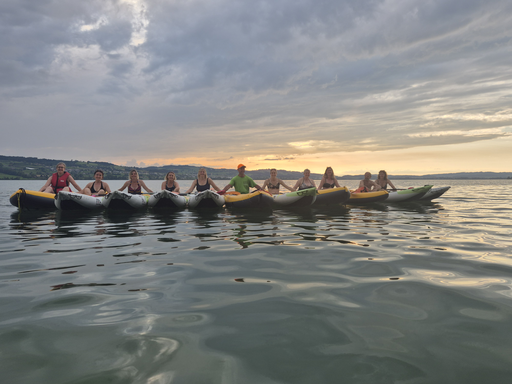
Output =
[
  {"x1": 354, "y1": 186, "x2": 368, "y2": 193},
  {"x1": 51, "y1": 172, "x2": 71, "y2": 193}
]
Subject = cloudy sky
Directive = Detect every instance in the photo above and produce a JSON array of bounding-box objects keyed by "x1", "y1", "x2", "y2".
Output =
[{"x1": 2, "y1": 0, "x2": 511, "y2": 175}]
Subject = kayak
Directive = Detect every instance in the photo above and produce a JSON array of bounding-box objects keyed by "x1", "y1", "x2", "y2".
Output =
[
  {"x1": 385, "y1": 185, "x2": 433, "y2": 203},
  {"x1": 148, "y1": 190, "x2": 187, "y2": 209},
  {"x1": 272, "y1": 187, "x2": 317, "y2": 208},
  {"x1": 313, "y1": 187, "x2": 351, "y2": 206},
  {"x1": 55, "y1": 191, "x2": 104, "y2": 210},
  {"x1": 187, "y1": 190, "x2": 225, "y2": 209},
  {"x1": 102, "y1": 191, "x2": 149, "y2": 210},
  {"x1": 9, "y1": 189, "x2": 56, "y2": 210},
  {"x1": 419, "y1": 186, "x2": 450, "y2": 201},
  {"x1": 349, "y1": 190, "x2": 389, "y2": 204},
  {"x1": 224, "y1": 190, "x2": 274, "y2": 209}
]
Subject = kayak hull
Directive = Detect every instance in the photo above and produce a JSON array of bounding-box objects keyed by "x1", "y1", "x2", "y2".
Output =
[
  {"x1": 188, "y1": 190, "x2": 225, "y2": 209},
  {"x1": 349, "y1": 190, "x2": 389, "y2": 204},
  {"x1": 224, "y1": 190, "x2": 274, "y2": 209},
  {"x1": 272, "y1": 188, "x2": 317, "y2": 208},
  {"x1": 102, "y1": 191, "x2": 149, "y2": 210},
  {"x1": 148, "y1": 190, "x2": 187, "y2": 209},
  {"x1": 313, "y1": 187, "x2": 351, "y2": 206},
  {"x1": 55, "y1": 191, "x2": 104, "y2": 210},
  {"x1": 9, "y1": 189, "x2": 56, "y2": 210},
  {"x1": 420, "y1": 186, "x2": 450, "y2": 201},
  {"x1": 385, "y1": 185, "x2": 433, "y2": 203}
]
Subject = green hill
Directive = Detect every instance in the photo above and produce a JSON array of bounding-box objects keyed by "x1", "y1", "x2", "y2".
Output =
[{"x1": 0, "y1": 155, "x2": 318, "y2": 180}]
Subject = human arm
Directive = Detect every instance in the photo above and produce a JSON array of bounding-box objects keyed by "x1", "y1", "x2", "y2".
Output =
[
  {"x1": 261, "y1": 179, "x2": 270, "y2": 191},
  {"x1": 140, "y1": 180, "x2": 153, "y2": 193},
  {"x1": 185, "y1": 180, "x2": 197, "y2": 194},
  {"x1": 219, "y1": 183, "x2": 233, "y2": 194},
  {"x1": 118, "y1": 181, "x2": 129, "y2": 191},
  {"x1": 318, "y1": 176, "x2": 326, "y2": 190},
  {"x1": 291, "y1": 178, "x2": 302, "y2": 192},
  {"x1": 208, "y1": 178, "x2": 221, "y2": 192},
  {"x1": 387, "y1": 179, "x2": 396, "y2": 190},
  {"x1": 68, "y1": 175, "x2": 82, "y2": 193},
  {"x1": 278, "y1": 179, "x2": 293, "y2": 192},
  {"x1": 369, "y1": 181, "x2": 381, "y2": 191},
  {"x1": 333, "y1": 177, "x2": 341, "y2": 188},
  {"x1": 103, "y1": 182, "x2": 112, "y2": 194},
  {"x1": 173, "y1": 182, "x2": 180, "y2": 194},
  {"x1": 39, "y1": 176, "x2": 52, "y2": 192}
]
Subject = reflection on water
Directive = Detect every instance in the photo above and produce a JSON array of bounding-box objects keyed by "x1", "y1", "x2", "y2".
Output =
[{"x1": 2, "y1": 180, "x2": 512, "y2": 383}]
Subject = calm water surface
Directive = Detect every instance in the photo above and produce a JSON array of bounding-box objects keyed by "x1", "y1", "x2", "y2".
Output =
[{"x1": 1, "y1": 179, "x2": 512, "y2": 384}]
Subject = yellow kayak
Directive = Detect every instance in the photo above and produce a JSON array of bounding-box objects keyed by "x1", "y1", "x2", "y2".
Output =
[
  {"x1": 224, "y1": 190, "x2": 274, "y2": 209},
  {"x1": 349, "y1": 190, "x2": 389, "y2": 204}
]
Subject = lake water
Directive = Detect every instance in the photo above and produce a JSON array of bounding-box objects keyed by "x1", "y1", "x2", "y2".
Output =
[{"x1": 1, "y1": 179, "x2": 512, "y2": 384}]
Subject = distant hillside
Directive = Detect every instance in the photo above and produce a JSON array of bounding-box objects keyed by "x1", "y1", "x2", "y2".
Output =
[
  {"x1": 0, "y1": 155, "x2": 320, "y2": 180},
  {"x1": 1, "y1": 155, "x2": 510, "y2": 180}
]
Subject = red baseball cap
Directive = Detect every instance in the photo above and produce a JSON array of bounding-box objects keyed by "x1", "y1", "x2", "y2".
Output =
[{"x1": 237, "y1": 164, "x2": 246, "y2": 169}]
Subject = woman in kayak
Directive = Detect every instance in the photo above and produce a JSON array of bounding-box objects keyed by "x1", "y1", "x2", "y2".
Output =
[
  {"x1": 161, "y1": 171, "x2": 180, "y2": 194},
  {"x1": 375, "y1": 170, "x2": 396, "y2": 190},
  {"x1": 39, "y1": 162, "x2": 82, "y2": 194},
  {"x1": 185, "y1": 168, "x2": 221, "y2": 193},
  {"x1": 261, "y1": 168, "x2": 293, "y2": 195},
  {"x1": 83, "y1": 170, "x2": 111, "y2": 196},
  {"x1": 318, "y1": 167, "x2": 341, "y2": 190},
  {"x1": 292, "y1": 169, "x2": 316, "y2": 191},
  {"x1": 119, "y1": 169, "x2": 153, "y2": 194}
]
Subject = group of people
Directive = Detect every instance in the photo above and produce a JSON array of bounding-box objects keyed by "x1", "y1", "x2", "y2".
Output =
[{"x1": 40, "y1": 162, "x2": 397, "y2": 196}]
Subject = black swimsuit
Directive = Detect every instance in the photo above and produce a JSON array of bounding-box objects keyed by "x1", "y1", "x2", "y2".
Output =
[
  {"x1": 90, "y1": 182, "x2": 105, "y2": 194},
  {"x1": 196, "y1": 179, "x2": 210, "y2": 192},
  {"x1": 322, "y1": 182, "x2": 335, "y2": 189},
  {"x1": 268, "y1": 181, "x2": 280, "y2": 189},
  {"x1": 165, "y1": 183, "x2": 176, "y2": 192}
]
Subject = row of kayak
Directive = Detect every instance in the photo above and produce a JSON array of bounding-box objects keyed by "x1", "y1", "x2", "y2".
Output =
[{"x1": 9, "y1": 185, "x2": 450, "y2": 211}]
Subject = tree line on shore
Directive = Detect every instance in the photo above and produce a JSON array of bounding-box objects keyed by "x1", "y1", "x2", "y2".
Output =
[{"x1": 1, "y1": 155, "x2": 511, "y2": 180}]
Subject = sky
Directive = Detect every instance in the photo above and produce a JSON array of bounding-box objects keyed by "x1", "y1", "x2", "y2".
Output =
[{"x1": 1, "y1": 0, "x2": 512, "y2": 175}]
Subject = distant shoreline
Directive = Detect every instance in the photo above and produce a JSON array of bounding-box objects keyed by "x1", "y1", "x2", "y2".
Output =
[{"x1": 1, "y1": 155, "x2": 511, "y2": 180}]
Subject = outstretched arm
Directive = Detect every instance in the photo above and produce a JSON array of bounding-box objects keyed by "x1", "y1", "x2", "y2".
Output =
[
  {"x1": 291, "y1": 178, "x2": 302, "y2": 192},
  {"x1": 279, "y1": 179, "x2": 293, "y2": 192},
  {"x1": 140, "y1": 180, "x2": 153, "y2": 193},
  {"x1": 318, "y1": 176, "x2": 326, "y2": 190},
  {"x1": 208, "y1": 178, "x2": 221, "y2": 192},
  {"x1": 68, "y1": 176, "x2": 82, "y2": 193},
  {"x1": 387, "y1": 179, "x2": 396, "y2": 190},
  {"x1": 118, "y1": 181, "x2": 129, "y2": 191},
  {"x1": 185, "y1": 180, "x2": 198, "y2": 194},
  {"x1": 39, "y1": 176, "x2": 52, "y2": 192}
]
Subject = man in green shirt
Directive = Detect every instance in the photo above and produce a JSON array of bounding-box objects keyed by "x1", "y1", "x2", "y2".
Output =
[{"x1": 220, "y1": 164, "x2": 262, "y2": 194}]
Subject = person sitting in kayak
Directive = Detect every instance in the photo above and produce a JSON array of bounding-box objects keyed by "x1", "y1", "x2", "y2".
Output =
[
  {"x1": 357, "y1": 172, "x2": 381, "y2": 192},
  {"x1": 262, "y1": 168, "x2": 293, "y2": 195},
  {"x1": 375, "y1": 170, "x2": 396, "y2": 190},
  {"x1": 219, "y1": 164, "x2": 262, "y2": 194},
  {"x1": 119, "y1": 169, "x2": 153, "y2": 194},
  {"x1": 39, "y1": 162, "x2": 82, "y2": 194},
  {"x1": 82, "y1": 170, "x2": 111, "y2": 196},
  {"x1": 161, "y1": 171, "x2": 181, "y2": 194},
  {"x1": 318, "y1": 167, "x2": 341, "y2": 190},
  {"x1": 185, "y1": 168, "x2": 221, "y2": 193},
  {"x1": 291, "y1": 169, "x2": 316, "y2": 191}
]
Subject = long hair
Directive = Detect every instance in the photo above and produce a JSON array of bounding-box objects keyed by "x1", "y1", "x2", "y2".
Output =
[
  {"x1": 378, "y1": 170, "x2": 387, "y2": 180},
  {"x1": 324, "y1": 167, "x2": 334, "y2": 178}
]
